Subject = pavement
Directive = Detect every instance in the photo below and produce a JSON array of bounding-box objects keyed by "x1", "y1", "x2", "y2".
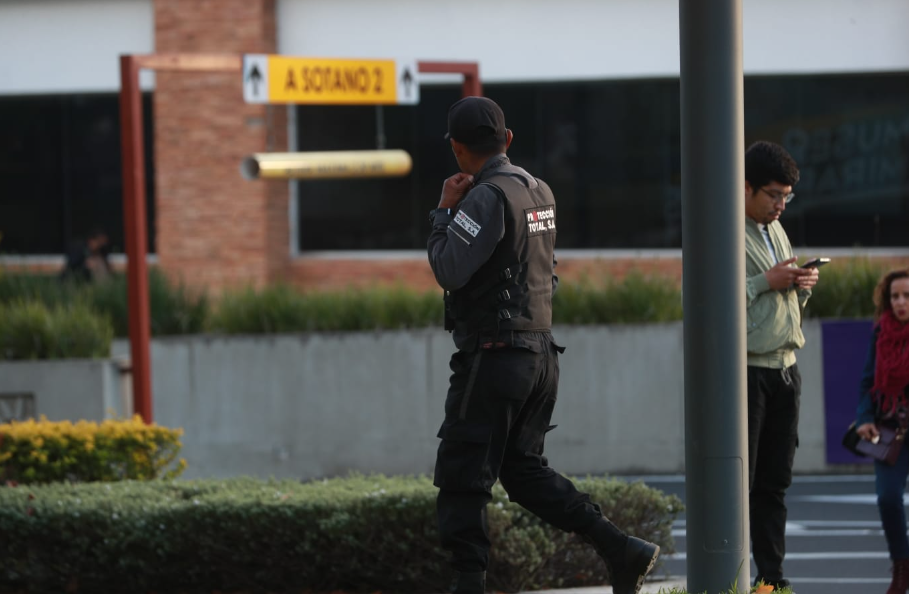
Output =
[{"x1": 528, "y1": 578, "x2": 688, "y2": 593}]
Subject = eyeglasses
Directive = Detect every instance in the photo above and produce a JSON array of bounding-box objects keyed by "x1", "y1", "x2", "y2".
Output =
[{"x1": 759, "y1": 187, "x2": 795, "y2": 204}]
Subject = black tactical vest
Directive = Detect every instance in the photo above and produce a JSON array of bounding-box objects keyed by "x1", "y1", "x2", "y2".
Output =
[{"x1": 445, "y1": 164, "x2": 557, "y2": 341}]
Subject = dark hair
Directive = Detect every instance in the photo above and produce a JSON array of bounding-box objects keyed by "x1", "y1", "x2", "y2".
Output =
[
  {"x1": 86, "y1": 226, "x2": 108, "y2": 240},
  {"x1": 745, "y1": 141, "x2": 800, "y2": 189},
  {"x1": 463, "y1": 139, "x2": 507, "y2": 157},
  {"x1": 874, "y1": 269, "x2": 909, "y2": 322}
]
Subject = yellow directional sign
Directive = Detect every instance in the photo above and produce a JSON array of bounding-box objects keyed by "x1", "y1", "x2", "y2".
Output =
[{"x1": 243, "y1": 55, "x2": 419, "y2": 105}]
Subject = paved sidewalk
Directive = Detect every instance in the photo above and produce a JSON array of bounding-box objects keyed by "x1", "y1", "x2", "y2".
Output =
[{"x1": 527, "y1": 577, "x2": 687, "y2": 593}]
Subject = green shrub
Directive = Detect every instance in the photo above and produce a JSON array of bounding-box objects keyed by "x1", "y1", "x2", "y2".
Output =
[
  {"x1": 5, "y1": 256, "x2": 896, "y2": 338},
  {"x1": 0, "y1": 301, "x2": 112, "y2": 359},
  {"x1": 0, "y1": 416, "x2": 186, "y2": 484},
  {"x1": 0, "y1": 474, "x2": 681, "y2": 594},
  {"x1": 802, "y1": 257, "x2": 890, "y2": 319},
  {"x1": 212, "y1": 285, "x2": 442, "y2": 333},
  {"x1": 0, "y1": 271, "x2": 75, "y2": 308},
  {"x1": 0, "y1": 269, "x2": 208, "y2": 337},
  {"x1": 553, "y1": 272, "x2": 683, "y2": 324},
  {"x1": 85, "y1": 269, "x2": 209, "y2": 336}
]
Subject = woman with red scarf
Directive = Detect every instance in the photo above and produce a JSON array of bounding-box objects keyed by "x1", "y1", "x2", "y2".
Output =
[{"x1": 855, "y1": 269, "x2": 909, "y2": 594}]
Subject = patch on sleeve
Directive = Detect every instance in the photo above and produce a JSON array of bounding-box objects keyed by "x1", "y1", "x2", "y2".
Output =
[
  {"x1": 525, "y1": 205, "x2": 556, "y2": 236},
  {"x1": 454, "y1": 210, "x2": 481, "y2": 237}
]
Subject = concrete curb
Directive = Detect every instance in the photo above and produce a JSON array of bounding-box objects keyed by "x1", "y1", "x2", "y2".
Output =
[{"x1": 525, "y1": 577, "x2": 687, "y2": 593}]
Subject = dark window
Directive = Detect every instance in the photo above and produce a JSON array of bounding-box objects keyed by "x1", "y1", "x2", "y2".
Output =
[
  {"x1": 295, "y1": 72, "x2": 909, "y2": 250},
  {"x1": 0, "y1": 93, "x2": 155, "y2": 255},
  {"x1": 2, "y1": 74, "x2": 907, "y2": 256},
  {"x1": 748, "y1": 74, "x2": 909, "y2": 247}
]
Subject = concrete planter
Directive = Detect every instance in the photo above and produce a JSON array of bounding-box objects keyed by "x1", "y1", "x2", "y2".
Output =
[
  {"x1": 106, "y1": 320, "x2": 832, "y2": 479},
  {"x1": 0, "y1": 359, "x2": 130, "y2": 423}
]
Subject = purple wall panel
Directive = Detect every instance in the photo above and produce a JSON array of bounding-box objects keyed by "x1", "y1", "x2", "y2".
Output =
[{"x1": 822, "y1": 319, "x2": 874, "y2": 464}]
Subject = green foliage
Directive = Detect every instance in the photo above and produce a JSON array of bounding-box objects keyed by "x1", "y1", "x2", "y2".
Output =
[
  {"x1": 553, "y1": 272, "x2": 683, "y2": 324},
  {"x1": 488, "y1": 477, "x2": 683, "y2": 592},
  {"x1": 3, "y1": 257, "x2": 898, "y2": 341},
  {"x1": 86, "y1": 270, "x2": 209, "y2": 336},
  {"x1": 802, "y1": 257, "x2": 890, "y2": 319},
  {"x1": 0, "y1": 271, "x2": 74, "y2": 307},
  {"x1": 0, "y1": 473, "x2": 682, "y2": 594},
  {"x1": 212, "y1": 284, "x2": 442, "y2": 333},
  {"x1": 0, "y1": 416, "x2": 185, "y2": 484},
  {"x1": 0, "y1": 269, "x2": 208, "y2": 337},
  {"x1": 0, "y1": 301, "x2": 112, "y2": 359}
]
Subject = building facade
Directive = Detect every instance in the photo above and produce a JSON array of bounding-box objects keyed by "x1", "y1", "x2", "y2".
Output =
[{"x1": 1, "y1": 0, "x2": 908, "y2": 292}]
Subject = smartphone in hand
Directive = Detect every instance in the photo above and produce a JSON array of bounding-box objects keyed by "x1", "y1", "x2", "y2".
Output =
[{"x1": 802, "y1": 257, "x2": 831, "y2": 269}]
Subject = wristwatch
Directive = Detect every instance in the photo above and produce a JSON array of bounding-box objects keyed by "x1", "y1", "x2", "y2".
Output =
[{"x1": 429, "y1": 207, "x2": 452, "y2": 223}]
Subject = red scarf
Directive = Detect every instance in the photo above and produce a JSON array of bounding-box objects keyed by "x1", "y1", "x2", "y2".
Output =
[{"x1": 872, "y1": 310, "x2": 909, "y2": 415}]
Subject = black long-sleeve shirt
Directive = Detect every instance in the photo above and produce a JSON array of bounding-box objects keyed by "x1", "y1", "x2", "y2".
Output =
[{"x1": 427, "y1": 155, "x2": 558, "y2": 294}]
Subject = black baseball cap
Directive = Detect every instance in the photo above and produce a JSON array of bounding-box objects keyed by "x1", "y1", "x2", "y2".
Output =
[{"x1": 444, "y1": 96, "x2": 507, "y2": 147}]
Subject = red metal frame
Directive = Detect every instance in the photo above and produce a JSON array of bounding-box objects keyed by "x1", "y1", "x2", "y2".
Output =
[
  {"x1": 118, "y1": 56, "x2": 152, "y2": 423},
  {"x1": 418, "y1": 61, "x2": 482, "y2": 97},
  {"x1": 119, "y1": 56, "x2": 479, "y2": 423},
  {"x1": 119, "y1": 54, "x2": 241, "y2": 423}
]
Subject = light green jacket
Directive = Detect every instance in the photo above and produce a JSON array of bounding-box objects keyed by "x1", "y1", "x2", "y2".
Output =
[{"x1": 745, "y1": 218, "x2": 811, "y2": 369}]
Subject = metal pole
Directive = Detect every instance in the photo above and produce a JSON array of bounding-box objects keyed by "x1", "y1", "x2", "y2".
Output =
[
  {"x1": 288, "y1": 104, "x2": 299, "y2": 257},
  {"x1": 679, "y1": 1, "x2": 749, "y2": 592},
  {"x1": 119, "y1": 55, "x2": 153, "y2": 423}
]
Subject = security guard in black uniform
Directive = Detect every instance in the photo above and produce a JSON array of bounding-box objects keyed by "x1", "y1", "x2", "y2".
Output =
[{"x1": 427, "y1": 96, "x2": 660, "y2": 594}]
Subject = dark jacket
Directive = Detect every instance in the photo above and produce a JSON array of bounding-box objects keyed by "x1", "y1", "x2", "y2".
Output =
[
  {"x1": 854, "y1": 324, "x2": 909, "y2": 426},
  {"x1": 856, "y1": 325, "x2": 880, "y2": 427},
  {"x1": 427, "y1": 155, "x2": 558, "y2": 351}
]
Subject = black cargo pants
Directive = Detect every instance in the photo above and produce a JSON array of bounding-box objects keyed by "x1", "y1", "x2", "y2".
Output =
[
  {"x1": 747, "y1": 363, "x2": 801, "y2": 583},
  {"x1": 433, "y1": 331, "x2": 603, "y2": 572}
]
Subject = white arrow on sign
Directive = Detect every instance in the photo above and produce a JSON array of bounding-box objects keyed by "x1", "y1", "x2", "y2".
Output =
[
  {"x1": 243, "y1": 54, "x2": 269, "y2": 104},
  {"x1": 396, "y1": 59, "x2": 420, "y2": 105}
]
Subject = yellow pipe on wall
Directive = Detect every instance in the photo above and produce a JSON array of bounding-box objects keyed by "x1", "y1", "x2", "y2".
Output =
[{"x1": 240, "y1": 150, "x2": 412, "y2": 180}]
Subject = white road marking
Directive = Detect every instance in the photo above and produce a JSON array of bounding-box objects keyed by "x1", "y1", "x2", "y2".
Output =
[
  {"x1": 672, "y1": 529, "x2": 884, "y2": 537},
  {"x1": 790, "y1": 494, "x2": 909, "y2": 505},
  {"x1": 664, "y1": 551, "x2": 890, "y2": 561},
  {"x1": 621, "y1": 474, "x2": 876, "y2": 484},
  {"x1": 673, "y1": 520, "x2": 883, "y2": 528}
]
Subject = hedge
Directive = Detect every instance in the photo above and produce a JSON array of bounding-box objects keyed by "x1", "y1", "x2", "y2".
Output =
[
  {"x1": 1, "y1": 257, "x2": 900, "y2": 341},
  {"x1": 211, "y1": 284, "x2": 441, "y2": 333},
  {"x1": 0, "y1": 473, "x2": 682, "y2": 594},
  {"x1": 0, "y1": 301, "x2": 112, "y2": 360},
  {"x1": 0, "y1": 269, "x2": 208, "y2": 338},
  {"x1": 0, "y1": 416, "x2": 186, "y2": 484}
]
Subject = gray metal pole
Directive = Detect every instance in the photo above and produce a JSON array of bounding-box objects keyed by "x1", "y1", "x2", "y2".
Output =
[{"x1": 679, "y1": 1, "x2": 750, "y2": 592}]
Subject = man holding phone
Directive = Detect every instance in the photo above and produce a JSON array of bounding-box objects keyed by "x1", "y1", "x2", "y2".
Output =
[{"x1": 744, "y1": 141, "x2": 821, "y2": 590}]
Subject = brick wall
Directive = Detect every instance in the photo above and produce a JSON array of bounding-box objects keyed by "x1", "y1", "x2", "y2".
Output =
[
  {"x1": 154, "y1": 0, "x2": 288, "y2": 293},
  {"x1": 142, "y1": 2, "x2": 906, "y2": 297},
  {"x1": 285, "y1": 254, "x2": 687, "y2": 293}
]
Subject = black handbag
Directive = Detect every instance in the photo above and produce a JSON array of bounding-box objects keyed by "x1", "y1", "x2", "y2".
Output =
[{"x1": 843, "y1": 411, "x2": 908, "y2": 466}]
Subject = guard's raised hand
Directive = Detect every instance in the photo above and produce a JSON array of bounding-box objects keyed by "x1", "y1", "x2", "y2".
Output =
[{"x1": 439, "y1": 173, "x2": 474, "y2": 209}]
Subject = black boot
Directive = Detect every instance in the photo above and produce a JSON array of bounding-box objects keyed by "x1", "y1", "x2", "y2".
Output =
[
  {"x1": 449, "y1": 570, "x2": 485, "y2": 594},
  {"x1": 887, "y1": 558, "x2": 909, "y2": 594},
  {"x1": 582, "y1": 518, "x2": 660, "y2": 594}
]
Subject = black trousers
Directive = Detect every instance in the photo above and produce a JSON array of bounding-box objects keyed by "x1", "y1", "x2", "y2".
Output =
[
  {"x1": 747, "y1": 364, "x2": 801, "y2": 582},
  {"x1": 434, "y1": 333, "x2": 602, "y2": 572}
]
